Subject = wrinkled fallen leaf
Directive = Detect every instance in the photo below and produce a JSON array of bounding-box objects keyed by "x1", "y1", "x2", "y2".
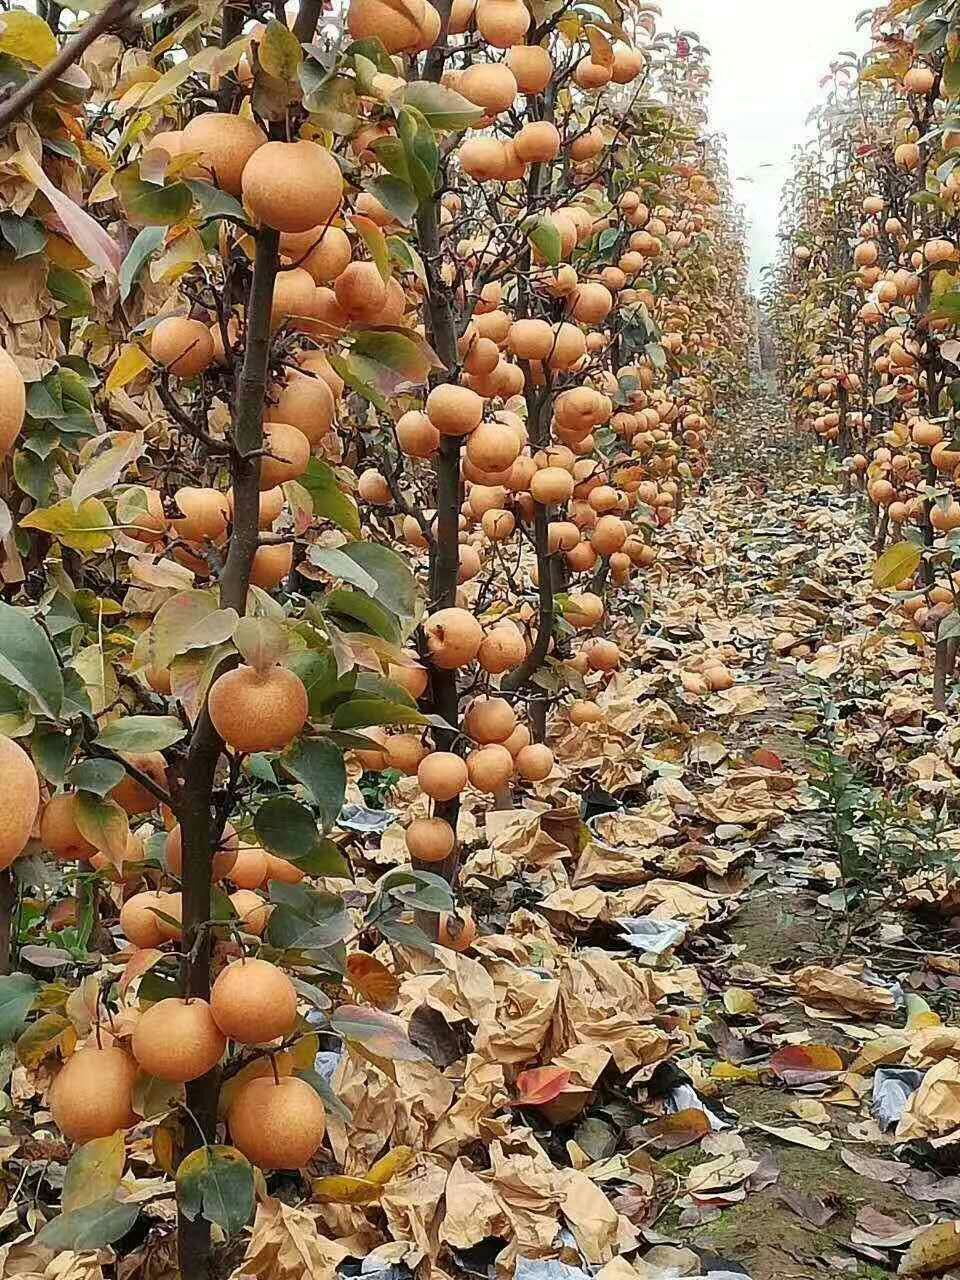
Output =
[
  {"x1": 753, "y1": 1124, "x2": 831, "y2": 1151},
  {"x1": 723, "y1": 987, "x2": 758, "y2": 1016},
  {"x1": 899, "y1": 1220, "x2": 960, "y2": 1273},
  {"x1": 515, "y1": 1067, "x2": 572, "y2": 1107},
  {"x1": 769, "y1": 1043, "x2": 843, "y2": 1084}
]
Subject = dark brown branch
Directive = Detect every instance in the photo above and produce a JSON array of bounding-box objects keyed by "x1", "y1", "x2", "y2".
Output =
[
  {"x1": 0, "y1": 0, "x2": 135, "y2": 134},
  {"x1": 176, "y1": 223, "x2": 280, "y2": 1280},
  {"x1": 293, "y1": 0, "x2": 323, "y2": 42}
]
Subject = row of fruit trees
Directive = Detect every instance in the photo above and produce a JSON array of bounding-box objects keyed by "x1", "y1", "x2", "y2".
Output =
[
  {"x1": 0, "y1": 0, "x2": 750, "y2": 1272},
  {"x1": 770, "y1": 0, "x2": 960, "y2": 708}
]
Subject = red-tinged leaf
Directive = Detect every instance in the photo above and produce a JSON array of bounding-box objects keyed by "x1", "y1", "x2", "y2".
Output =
[
  {"x1": 119, "y1": 948, "x2": 164, "y2": 996},
  {"x1": 638, "y1": 1108, "x2": 712, "y2": 1151},
  {"x1": 770, "y1": 1044, "x2": 844, "y2": 1084},
  {"x1": 515, "y1": 1067, "x2": 571, "y2": 1106},
  {"x1": 346, "y1": 953, "x2": 399, "y2": 1010},
  {"x1": 330, "y1": 1005, "x2": 426, "y2": 1062},
  {"x1": 15, "y1": 151, "x2": 122, "y2": 274},
  {"x1": 752, "y1": 748, "x2": 783, "y2": 771}
]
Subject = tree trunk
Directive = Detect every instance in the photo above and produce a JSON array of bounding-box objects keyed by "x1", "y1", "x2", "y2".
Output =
[
  {"x1": 0, "y1": 870, "x2": 15, "y2": 977},
  {"x1": 176, "y1": 225, "x2": 279, "y2": 1280},
  {"x1": 413, "y1": 0, "x2": 462, "y2": 907}
]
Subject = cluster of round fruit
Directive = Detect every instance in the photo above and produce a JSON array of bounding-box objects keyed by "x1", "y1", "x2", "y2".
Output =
[{"x1": 49, "y1": 958, "x2": 326, "y2": 1170}]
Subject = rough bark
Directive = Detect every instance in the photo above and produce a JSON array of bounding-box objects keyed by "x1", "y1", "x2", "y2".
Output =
[{"x1": 176, "y1": 226, "x2": 279, "y2": 1280}]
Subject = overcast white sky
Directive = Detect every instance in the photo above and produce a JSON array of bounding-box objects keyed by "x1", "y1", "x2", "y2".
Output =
[{"x1": 664, "y1": 0, "x2": 872, "y2": 289}]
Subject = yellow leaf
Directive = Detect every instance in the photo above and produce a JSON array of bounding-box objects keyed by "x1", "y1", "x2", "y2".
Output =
[
  {"x1": 106, "y1": 344, "x2": 152, "y2": 393},
  {"x1": 150, "y1": 229, "x2": 205, "y2": 285},
  {"x1": 711, "y1": 1062, "x2": 761, "y2": 1083},
  {"x1": 134, "y1": 60, "x2": 196, "y2": 112},
  {"x1": 873, "y1": 540, "x2": 921, "y2": 589},
  {"x1": 366, "y1": 1146, "x2": 415, "y2": 1186},
  {"x1": 152, "y1": 1113, "x2": 185, "y2": 1177},
  {"x1": 900, "y1": 1220, "x2": 960, "y2": 1275},
  {"x1": 45, "y1": 232, "x2": 92, "y2": 271},
  {"x1": 345, "y1": 953, "x2": 399, "y2": 1010},
  {"x1": 723, "y1": 987, "x2": 758, "y2": 1016},
  {"x1": 63, "y1": 1131, "x2": 126, "y2": 1212},
  {"x1": 906, "y1": 994, "x2": 942, "y2": 1030},
  {"x1": 0, "y1": 11, "x2": 57, "y2": 67},
  {"x1": 311, "y1": 1174, "x2": 382, "y2": 1205},
  {"x1": 136, "y1": 45, "x2": 223, "y2": 111},
  {"x1": 21, "y1": 497, "x2": 113, "y2": 553},
  {"x1": 586, "y1": 24, "x2": 614, "y2": 67},
  {"x1": 16, "y1": 1013, "x2": 73, "y2": 1067}
]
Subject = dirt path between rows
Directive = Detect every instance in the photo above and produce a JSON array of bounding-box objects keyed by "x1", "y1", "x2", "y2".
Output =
[{"x1": 600, "y1": 390, "x2": 960, "y2": 1280}]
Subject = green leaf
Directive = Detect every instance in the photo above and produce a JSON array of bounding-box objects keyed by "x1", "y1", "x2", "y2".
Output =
[
  {"x1": 67, "y1": 759, "x2": 125, "y2": 795},
  {"x1": 288, "y1": 837, "x2": 350, "y2": 877},
  {"x1": 283, "y1": 738, "x2": 346, "y2": 832},
  {"x1": 306, "y1": 547, "x2": 378, "y2": 594},
  {"x1": 94, "y1": 716, "x2": 185, "y2": 753},
  {"x1": 298, "y1": 459, "x2": 361, "y2": 537},
  {"x1": 20, "y1": 497, "x2": 113, "y2": 553},
  {"x1": 350, "y1": 327, "x2": 440, "y2": 395},
  {"x1": 344, "y1": 38, "x2": 397, "y2": 75},
  {"x1": 403, "y1": 80, "x2": 483, "y2": 130},
  {"x1": 48, "y1": 267, "x2": 93, "y2": 319},
  {"x1": 339, "y1": 543, "x2": 418, "y2": 619},
  {"x1": 30, "y1": 726, "x2": 73, "y2": 785},
  {"x1": 35, "y1": 1196, "x2": 139, "y2": 1251},
  {"x1": 186, "y1": 181, "x2": 245, "y2": 225},
  {"x1": 119, "y1": 226, "x2": 164, "y2": 302},
  {"x1": 0, "y1": 602, "x2": 63, "y2": 718},
  {"x1": 176, "y1": 1146, "x2": 254, "y2": 1238},
  {"x1": 376, "y1": 867, "x2": 454, "y2": 913},
  {"x1": 0, "y1": 212, "x2": 46, "y2": 259},
  {"x1": 330, "y1": 1005, "x2": 426, "y2": 1062},
  {"x1": 528, "y1": 217, "x2": 562, "y2": 267},
  {"x1": 26, "y1": 370, "x2": 64, "y2": 420},
  {"x1": 348, "y1": 212, "x2": 391, "y2": 281},
  {"x1": 944, "y1": 51, "x2": 960, "y2": 98},
  {"x1": 386, "y1": 235, "x2": 427, "y2": 288},
  {"x1": 302, "y1": 71, "x2": 359, "y2": 134},
  {"x1": 255, "y1": 796, "x2": 320, "y2": 857},
  {"x1": 645, "y1": 341, "x2": 667, "y2": 370},
  {"x1": 115, "y1": 165, "x2": 194, "y2": 228},
  {"x1": 266, "y1": 882, "x2": 350, "y2": 949},
  {"x1": 258, "y1": 20, "x2": 303, "y2": 81},
  {"x1": 295, "y1": 1068, "x2": 352, "y2": 1122},
  {"x1": 323, "y1": 589, "x2": 401, "y2": 644},
  {"x1": 325, "y1": 351, "x2": 387, "y2": 410},
  {"x1": 73, "y1": 792, "x2": 129, "y2": 859},
  {"x1": 63, "y1": 1132, "x2": 126, "y2": 1213},
  {"x1": 873, "y1": 541, "x2": 922, "y2": 588},
  {"x1": 354, "y1": 674, "x2": 415, "y2": 707},
  {"x1": 286, "y1": 649, "x2": 341, "y2": 717},
  {"x1": 397, "y1": 106, "x2": 438, "y2": 201},
  {"x1": 331, "y1": 697, "x2": 426, "y2": 730},
  {"x1": 0, "y1": 973, "x2": 38, "y2": 1042},
  {"x1": 377, "y1": 914, "x2": 436, "y2": 953},
  {"x1": 13, "y1": 449, "x2": 54, "y2": 503},
  {"x1": 364, "y1": 175, "x2": 418, "y2": 224}
]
